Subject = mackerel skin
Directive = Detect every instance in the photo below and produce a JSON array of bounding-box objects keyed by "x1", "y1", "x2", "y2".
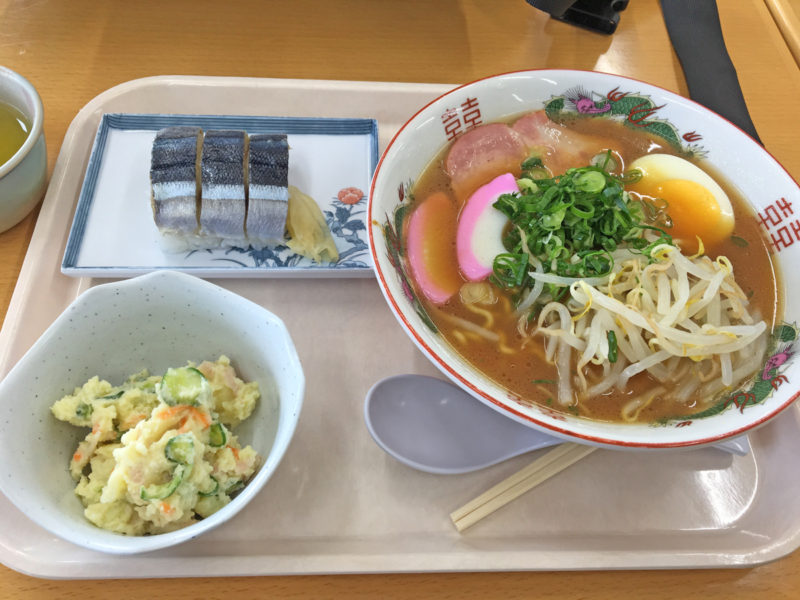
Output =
[
  {"x1": 150, "y1": 126, "x2": 202, "y2": 235},
  {"x1": 247, "y1": 133, "x2": 289, "y2": 246},
  {"x1": 200, "y1": 129, "x2": 247, "y2": 241}
]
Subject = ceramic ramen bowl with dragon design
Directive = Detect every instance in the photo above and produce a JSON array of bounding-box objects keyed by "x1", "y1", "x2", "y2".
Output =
[{"x1": 368, "y1": 69, "x2": 800, "y2": 450}]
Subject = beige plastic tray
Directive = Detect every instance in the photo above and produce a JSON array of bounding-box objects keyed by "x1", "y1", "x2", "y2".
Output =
[{"x1": 1, "y1": 76, "x2": 799, "y2": 578}]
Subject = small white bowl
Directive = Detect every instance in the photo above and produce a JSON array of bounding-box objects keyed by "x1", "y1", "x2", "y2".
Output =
[
  {"x1": 368, "y1": 69, "x2": 800, "y2": 450},
  {"x1": 0, "y1": 271, "x2": 304, "y2": 554},
  {"x1": 0, "y1": 66, "x2": 47, "y2": 232}
]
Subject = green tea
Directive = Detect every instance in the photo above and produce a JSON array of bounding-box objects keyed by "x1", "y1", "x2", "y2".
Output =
[{"x1": 0, "y1": 101, "x2": 31, "y2": 167}]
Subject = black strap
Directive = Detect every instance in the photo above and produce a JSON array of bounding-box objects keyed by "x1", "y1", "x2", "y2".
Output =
[{"x1": 660, "y1": 0, "x2": 762, "y2": 145}]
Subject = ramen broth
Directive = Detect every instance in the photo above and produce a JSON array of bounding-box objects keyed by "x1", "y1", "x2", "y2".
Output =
[{"x1": 408, "y1": 114, "x2": 780, "y2": 423}]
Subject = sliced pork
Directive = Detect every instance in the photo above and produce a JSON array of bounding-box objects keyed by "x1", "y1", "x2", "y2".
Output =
[
  {"x1": 444, "y1": 123, "x2": 526, "y2": 202},
  {"x1": 512, "y1": 111, "x2": 611, "y2": 174},
  {"x1": 444, "y1": 111, "x2": 615, "y2": 202}
]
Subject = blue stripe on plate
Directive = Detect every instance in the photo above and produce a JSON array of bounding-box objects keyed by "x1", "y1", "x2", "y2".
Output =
[
  {"x1": 104, "y1": 113, "x2": 378, "y2": 136},
  {"x1": 62, "y1": 116, "x2": 113, "y2": 269},
  {"x1": 368, "y1": 119, "x2": 379, "y2": 177},
  {"x1": 61, "y1": 113, "x2": 380, "y2": 273}
]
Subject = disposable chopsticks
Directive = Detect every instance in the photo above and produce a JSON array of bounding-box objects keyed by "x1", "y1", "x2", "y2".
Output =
[{"x1": 450, "y1": 443, "x2": 597, "y2": 532}]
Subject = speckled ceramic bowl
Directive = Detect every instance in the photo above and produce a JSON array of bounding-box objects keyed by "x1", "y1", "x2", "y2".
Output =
[
  {"x1": 0, "y1": 271, "x2": 304, "y2": 554},
  {"x1": 368, "y1": 69, "x2": 800, "y2": 450}
]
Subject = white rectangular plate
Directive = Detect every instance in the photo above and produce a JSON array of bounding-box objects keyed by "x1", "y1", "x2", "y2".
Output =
[
  {"x1": 1, "y1": 76, "x2": 799, "y2": 579},
  {"x1": 61, "y1": 113, "x2": 378, "y2": 278}
]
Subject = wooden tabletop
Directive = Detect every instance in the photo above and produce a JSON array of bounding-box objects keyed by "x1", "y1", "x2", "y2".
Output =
[{"x1": 1, "y1": 0, "x2": 799, "y2": 597}]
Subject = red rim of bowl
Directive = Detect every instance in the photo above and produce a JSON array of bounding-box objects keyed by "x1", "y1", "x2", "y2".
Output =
[{"x1": 367, "y1": 68, "x2": 800, "y2": 449}]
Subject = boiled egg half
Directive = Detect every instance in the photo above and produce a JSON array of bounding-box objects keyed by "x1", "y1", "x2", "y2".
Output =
[{"x1": 627, "y1": 154, "x2": 734, "y2": 253}]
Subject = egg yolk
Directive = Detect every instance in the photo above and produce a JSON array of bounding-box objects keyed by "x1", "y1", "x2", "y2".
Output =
[{"x1": 633, "y1": 179, "x2": 734, "y2": 254}]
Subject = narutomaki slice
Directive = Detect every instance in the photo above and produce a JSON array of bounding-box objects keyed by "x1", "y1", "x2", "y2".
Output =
[
  {"x1": 406, "y1": 192, "x2": 462, "y2": 304},
  {"x1": 456, "y1": 173, "x2": 518, "y2": 281}
]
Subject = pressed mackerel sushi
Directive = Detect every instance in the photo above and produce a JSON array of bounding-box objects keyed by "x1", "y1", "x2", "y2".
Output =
[
  {"x1": 199, "y1": 129, "x2": 248, "y2": 246},
  {"x1": 149, "y1": 126, "x2": 338, "y2": 264},
  {"x1": 150, "y1": 126, "x2": 202, "y2": 252},
  {"x1": 247, "y1": 134, "x2": 289, "y2": 247}
]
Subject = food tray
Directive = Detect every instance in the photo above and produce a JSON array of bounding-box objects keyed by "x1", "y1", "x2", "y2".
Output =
[{"x1": 1, "y1": 76, "x2": 799, "y2": 579}]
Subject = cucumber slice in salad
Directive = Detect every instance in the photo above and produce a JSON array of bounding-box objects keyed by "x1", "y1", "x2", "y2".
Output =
[
  {"x1": 165, "y1": 433, "x2": 196, "y2": 465},
  {"x1": 140, "y1": 464, "x2": 187, "y2": 500},
  {"x1": 198, "y1": 476, "x2": 219, "y2": 497},
  {"x1": 141, "y1": 434, "x2": 196, "y2": 500},
  {"x1": 159, "y1": 366, "x2": 207, "y2": 406},
  {"x1": 208, "y1": 423, "x2": 227, "y2": 447}
]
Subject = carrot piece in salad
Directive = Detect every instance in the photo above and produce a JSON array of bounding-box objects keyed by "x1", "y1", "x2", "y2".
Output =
[
  {"x1": 160, "y1": 405, "x2": 211, "y2": 432},
  {"x1": 158, "y1": 405, "x2": 189, "y2": 420}
]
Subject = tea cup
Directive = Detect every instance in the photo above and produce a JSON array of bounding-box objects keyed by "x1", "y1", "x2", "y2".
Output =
[{"x1": 0, "y1": 66, "x2": 46, "y2": 233}]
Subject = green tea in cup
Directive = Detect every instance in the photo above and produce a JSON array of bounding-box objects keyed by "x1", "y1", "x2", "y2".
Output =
[
  {"x1": 0, "y1": 66, "x2": 46, "y2": 233},
  {"x1": 0, "y1": 101, "x2": 31, "y2": 167}
]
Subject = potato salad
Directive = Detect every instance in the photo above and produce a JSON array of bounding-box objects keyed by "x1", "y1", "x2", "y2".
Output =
[{"x1": 51, "y1": 356, "x2": 261, "y2": 535}]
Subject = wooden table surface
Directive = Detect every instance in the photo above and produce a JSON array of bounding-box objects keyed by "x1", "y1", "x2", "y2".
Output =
[{"x1": 1, "y1": 0, "x2": 799, "y2": 597}]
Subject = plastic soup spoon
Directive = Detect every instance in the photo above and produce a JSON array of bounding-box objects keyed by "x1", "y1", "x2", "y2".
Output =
[
  {"x1": 365, "y1": 374, "x2": 566, "y2": 474},
  {"x1": 364, "y1": 374, "x2": 751, "y2": 475}
]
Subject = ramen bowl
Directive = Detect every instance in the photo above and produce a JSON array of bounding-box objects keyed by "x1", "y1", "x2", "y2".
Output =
[
  {"x1": 368, "y1": 69, "x2": 800, "y2": 450},
  {"x1": 0, "y1": 271, "x2": 304, "y2": 553}
]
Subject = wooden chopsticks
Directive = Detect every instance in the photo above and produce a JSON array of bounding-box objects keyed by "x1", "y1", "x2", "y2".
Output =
[
  {"x1": 765, "y1": 0, "x2": 800, "y2": 68},
  {"x1": 450, "y1": 443, "x2": 597, "y2": 532}
]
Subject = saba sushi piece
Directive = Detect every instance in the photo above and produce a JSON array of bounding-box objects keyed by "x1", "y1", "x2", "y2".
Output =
[{"x1": 149, "y1": 126, "x2": 338, "y2": 263}]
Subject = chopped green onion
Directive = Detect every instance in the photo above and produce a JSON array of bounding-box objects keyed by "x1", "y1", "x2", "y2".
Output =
[
  {"x1": 730, "y1": 235, "x2": 749, "y2": 248},
  {"x1": 521, "y1": 156, "x2": 543, "y2": 170},
  {"x1": 492, "y1": 160, "x2": 675, "y2": 317},
  {"x1": 574, "y1": 171, "x2": 606, "y2": 193},
  {"x1": 591, "y1": 150, "x2": 619, "y2": 172},
  {"x1": 517, "y1": 177, "x2": 538, "y2": 194},
  {"x1": 621, "y1": 168, "x2": 643, "y2": 184},
  {"x1": 527, "y1": 166, "x2": 550, "y2": 180},
  {"x1": 607, "y1": 330, "x2": 618, "y2": 363},
  {"x1": 569, "y1": 201, "x2": 595, "y2": 220},
  {"x1": 491, "y1": 253, "x2": 528, "y2": 288}
]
